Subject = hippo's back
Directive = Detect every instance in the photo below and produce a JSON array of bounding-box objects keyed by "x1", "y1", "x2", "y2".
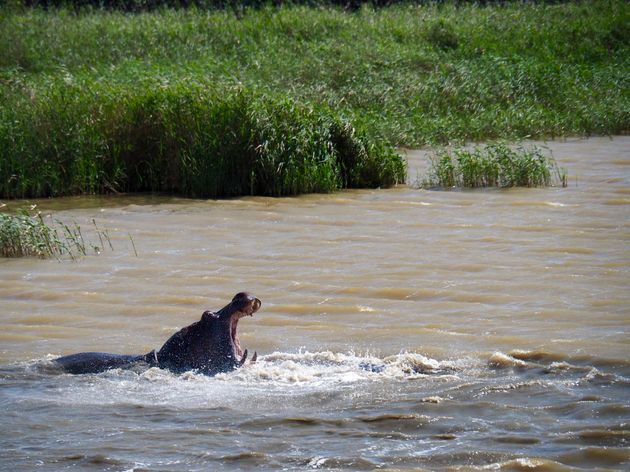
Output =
[{"x1": 55, "y1": 352, "x2": 147, "y2": 374}]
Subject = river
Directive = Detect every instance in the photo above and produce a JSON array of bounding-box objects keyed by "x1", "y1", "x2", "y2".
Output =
[{"x1": 1, "y1": 137, "x2": 628, "y2": 471}]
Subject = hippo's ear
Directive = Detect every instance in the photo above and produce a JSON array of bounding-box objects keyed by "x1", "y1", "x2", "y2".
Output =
[{"x1": 201, "y1": 310, "x2": 218, "y2": 322}]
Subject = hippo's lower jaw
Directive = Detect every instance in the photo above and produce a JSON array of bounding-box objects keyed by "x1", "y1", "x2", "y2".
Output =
[
  {"x1": 53, "y1": 292, "x2": 261, "y2": 376},
  {"x1": 229, "y1": 301, "x2": 261, "y2": 367}
]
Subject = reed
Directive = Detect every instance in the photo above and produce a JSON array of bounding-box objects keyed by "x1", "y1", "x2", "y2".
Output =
[
  {"x1": 0, "y1": 83, "x2": 405, "y2": 199},
  {"x1": 0, "y1": 210, "x2": 114, "y2": 259},
  {"x1": 421, "y1": 143, "x2": 567, "y2": 189}
]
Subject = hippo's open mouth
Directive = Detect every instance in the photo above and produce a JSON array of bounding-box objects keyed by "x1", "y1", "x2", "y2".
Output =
[{"x1": 230, "y1": 296, "x2": 261, "y2": 365}]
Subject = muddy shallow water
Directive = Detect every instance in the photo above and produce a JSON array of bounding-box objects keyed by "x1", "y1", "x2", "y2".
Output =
[{"x1": 1, "y1": 137, "x2": 629, "y2": 471}]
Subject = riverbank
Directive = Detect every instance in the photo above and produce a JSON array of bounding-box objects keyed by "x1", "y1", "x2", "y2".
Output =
[{"x1": 1, "y1": 1, "x2": 628, "y2": 198}]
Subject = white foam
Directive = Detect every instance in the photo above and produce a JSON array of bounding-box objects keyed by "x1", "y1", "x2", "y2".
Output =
[{"x1": 23, "y1": 351, "x2": 467, "y2": 410}]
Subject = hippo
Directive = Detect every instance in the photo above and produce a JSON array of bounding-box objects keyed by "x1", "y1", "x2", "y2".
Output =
[{"x1": 54, "y1": 292, "x2": 261, "y2": 376}]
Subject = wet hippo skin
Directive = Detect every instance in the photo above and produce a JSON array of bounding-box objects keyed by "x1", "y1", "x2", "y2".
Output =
[{"x1": 55, "y1": 292, "x2": 260, "y2": 376}]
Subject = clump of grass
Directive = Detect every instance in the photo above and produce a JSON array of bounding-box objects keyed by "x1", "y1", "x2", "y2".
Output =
[
  {"x1": 0, "y1": 212, "x2": 61, "y2": 258},
  {"x1": 422, "y1": 143, "x2": 567, "y2": 189},
  {"x1": 425, "y1": 19, "x2": 459, "y2": 51},
  {"x1": 0, "y1": 210, "x2": 114, "y2": 259},
  {"x1": 0, "y1": 82, "x2": 406, "y2": 199}
]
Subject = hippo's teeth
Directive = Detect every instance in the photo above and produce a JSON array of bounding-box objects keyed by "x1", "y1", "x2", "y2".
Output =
[
  {"x1": 251, "y1": 351, "x2": 258, "y2": 363},
  {"x1": 238, "y1": 349, "x2": 248, "y2": 366}
]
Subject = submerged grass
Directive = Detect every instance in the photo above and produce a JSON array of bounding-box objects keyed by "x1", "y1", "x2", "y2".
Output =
[
  {"x1": 0, "y1": 2, "x2": 627, "y2": 197},
  {"x1": 422, "y1": 143, "x2": 568, "y2": 189},
  {"x1": 0, "y1": 210, "x2": 114, "y2": 258}
]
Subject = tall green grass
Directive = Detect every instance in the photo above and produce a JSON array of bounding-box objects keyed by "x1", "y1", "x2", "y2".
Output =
[
  {"x1": 0, "y1": 82, "x2": 404, "y2": 198},
  {"x1": 421, "y1": 143, "x2": 567, "y2": 189},
  {"x1": 0, "y1": 2, "x2": 627, "y2": 197},
  {"x1": 2, "y1": 3, "x2": 627, "y2": 144}
]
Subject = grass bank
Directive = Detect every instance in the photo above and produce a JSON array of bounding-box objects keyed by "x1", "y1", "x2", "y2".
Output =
[
  {"x1": 0, "y1": 83, "x2": 404, "y2": 198},
  {"x1": 1, "y1": 2, "x2": 628, "y2": 197}
]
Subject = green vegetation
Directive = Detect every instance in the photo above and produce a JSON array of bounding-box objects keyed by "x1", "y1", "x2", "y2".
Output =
[
  {"x1": 0, "y1": 1, "x2": 628, "y2": 197},
  {"x1": 0, "y1": 211, "x2": 113, "y2": 258},
  {"x1": 422, "y1": 143, "x2": 567, "y2": 189},
  {"x1": 0, "y1": 84, "x2": 403, "y2": 198},
  {"x1": 19, "y1": 0, "x2": 375, "y2": 10}
]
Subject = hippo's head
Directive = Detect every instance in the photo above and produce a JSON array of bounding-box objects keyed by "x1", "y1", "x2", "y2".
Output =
[{"x1": 203, "y1": 292, "x2": 261, "y2": 366}]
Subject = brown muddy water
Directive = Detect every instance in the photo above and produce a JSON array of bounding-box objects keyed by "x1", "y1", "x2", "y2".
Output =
[{"x1": 1, "y1": 137, "x2": 629, "y2": 471}]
